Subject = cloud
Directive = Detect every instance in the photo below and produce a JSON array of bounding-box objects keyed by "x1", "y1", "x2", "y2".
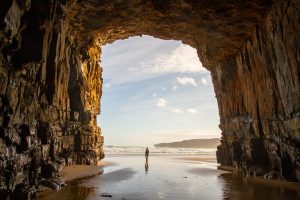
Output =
[
  {"x1": 187, "y1": 108, "x2": 197, "y2": 113},
  {"x1": 157, "y1": 98, "x2": 167, "y2": 107},
  {"x1": 153, "y1": 93, "x2": 157, "y2": 98},
  {"x1": 201, "y1": 78, "x2": 208, "y2": 85},
  {"x1": 172, "y1": 85, "x2": 178, "y2": 91},
  {"x1": 102, "y1": 36, "x2": 208, "y2": 85},
  {"x1": 134, "y1": 43, "x2": 205, "y2": 75},
  {"x1": 176, "y1": 77, "x2": 197, "y2": 86},
  {"x1": 171, "y1": 108, "x2": 182, "y2": 113}
]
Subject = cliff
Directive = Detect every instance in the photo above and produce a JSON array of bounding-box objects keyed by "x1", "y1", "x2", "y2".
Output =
[
  {"x1": 0, "y1": 1, "x2": 104, "y2": 198},
  {"x1": 0, "y1": 0, "x2": 299, "y2": 199},
  {"x1": 154, "y1": 139, "x2": 220, "y2": 149}
]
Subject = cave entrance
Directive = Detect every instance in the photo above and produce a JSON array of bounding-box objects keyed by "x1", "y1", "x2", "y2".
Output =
[
  {"x1": 67, "y1": 0, "x2": 275, "y2": 171},
  {"x1": 98, "y1": 35, "x2": 220, "y2": 150}
]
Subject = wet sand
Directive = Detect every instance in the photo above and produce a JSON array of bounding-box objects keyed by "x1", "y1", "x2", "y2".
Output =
[
  {"x1": 38, "y1": 155, "x2": 300, "y2": 200},
  {"x1": 174, "y1": 155, "x2": 217, "y2": 163},
  {"x1": 60, "y1": 161, "x2": 111, "y2": 182}
]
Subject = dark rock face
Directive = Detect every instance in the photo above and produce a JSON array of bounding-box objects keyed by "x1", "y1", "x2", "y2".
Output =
[
  {"x1": 214, "y1": 0, "x2": 300, "y2": 182},
  {"x1": 0, "y1": 0, "x2": 299, "y2": 198},
  {"x1": 0, "y1": 0, "x2": 104, "y2": 198}
]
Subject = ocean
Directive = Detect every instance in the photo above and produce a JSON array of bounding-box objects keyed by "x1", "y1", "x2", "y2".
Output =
[{"x1": 103, "y1": 146, "x2": 216, "y2": 156}]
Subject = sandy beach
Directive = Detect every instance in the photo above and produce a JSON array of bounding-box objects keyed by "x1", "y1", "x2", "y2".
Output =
[
  {"x1": 174, "y1": 155, "x2": 217, "y2": 163},
  {"x1": 37, "y1": 154, "x2": 300, "y2": 200},
  {"x1": 60, "y1": 161, "x2": 112, "y2": 182}
]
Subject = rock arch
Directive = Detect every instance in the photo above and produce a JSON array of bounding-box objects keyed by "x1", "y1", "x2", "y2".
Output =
[{"x1": 0, "y1": 0, "x2": 299, "y2": 196}]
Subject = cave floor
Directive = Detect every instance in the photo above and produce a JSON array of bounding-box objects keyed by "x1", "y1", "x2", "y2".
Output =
[{"x1": 38, "y1": 155, "x2": 300, "y2": 200}]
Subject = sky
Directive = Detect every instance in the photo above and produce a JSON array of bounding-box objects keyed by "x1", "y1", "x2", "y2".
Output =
[{"x1": 97, "y1": 35, "x2": 221, "y2": 147}]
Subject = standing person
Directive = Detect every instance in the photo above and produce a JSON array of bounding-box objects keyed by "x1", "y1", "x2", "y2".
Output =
[{"x1": 145, "y1": 147, "x2": 149, "y2": 163}]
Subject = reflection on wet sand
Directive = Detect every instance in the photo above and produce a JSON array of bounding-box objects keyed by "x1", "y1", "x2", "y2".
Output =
[
  {"x1": 38, "y1": 180, "x2": 94, "y2": 200},
  {"x1": 145, "y1": 159, "x2": 149, "y2": 174},
  {"x1": 38, "y1": 155, "x2": 300, "y2": 200},
  {"x1": 86, "y1": 168, "x2": 136, "y2": 186},
  {"x1": 219, "y1": 173, "x2": 300, "y2": 200}
]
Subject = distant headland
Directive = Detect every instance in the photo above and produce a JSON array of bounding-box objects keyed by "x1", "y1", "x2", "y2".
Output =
[{"x1": 154, "y1": 138, "x2": 220, "y2": 148}]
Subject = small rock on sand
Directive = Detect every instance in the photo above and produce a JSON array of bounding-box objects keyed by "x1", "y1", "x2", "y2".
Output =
[{"x1": 101, "y1": 193, "x2": 112, "y2": 197}]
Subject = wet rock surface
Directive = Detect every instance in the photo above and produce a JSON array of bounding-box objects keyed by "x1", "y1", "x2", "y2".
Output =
[{"x1": 0, "y1": 0, "x2": 299, "y2": 198}]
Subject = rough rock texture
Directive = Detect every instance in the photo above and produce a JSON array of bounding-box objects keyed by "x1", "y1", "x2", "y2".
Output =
[
  {"x1": 0, "y1": 0, "x2": 299, "y2": 198},
  {"x1": 0, "y1": 0, "x2": 104, "y2": 198},
  {"x1": 215, "y1": 0, "x2": 300, "y2": 182}
]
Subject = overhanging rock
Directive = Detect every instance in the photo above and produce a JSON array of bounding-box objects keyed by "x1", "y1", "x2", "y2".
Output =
[{"x1": 0, "y1": 0, "x2": 299, "y2": 198}]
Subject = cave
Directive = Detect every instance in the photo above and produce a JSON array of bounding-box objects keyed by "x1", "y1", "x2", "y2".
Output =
[{"x1": 0, "y1": 0, "x2": 299, "y2": 197}]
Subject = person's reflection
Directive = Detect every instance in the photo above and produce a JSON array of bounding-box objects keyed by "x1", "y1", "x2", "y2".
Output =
[
  {"x1": 145, "y1": 160, "x2": 149, "y2": 174},
  {"x1": 145, "y1": 147, "x2": 149, "y2": 174}
]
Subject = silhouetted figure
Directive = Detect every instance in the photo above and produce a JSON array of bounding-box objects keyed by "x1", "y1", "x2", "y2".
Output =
[{"x1": 145, "y1": 147, "x2": 149, "y2": 163}]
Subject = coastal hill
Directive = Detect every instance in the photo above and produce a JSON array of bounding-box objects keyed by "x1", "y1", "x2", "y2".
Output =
[{"x1": 154, "y1": 138, "x2": 220, "y2": 148}]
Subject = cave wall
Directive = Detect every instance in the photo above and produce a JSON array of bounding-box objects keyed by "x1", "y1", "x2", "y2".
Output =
[
  {"x1": 0, "y1": 0, "x2": 299, "y2": 198},
  {"x1": 214, "y1": 0, "x2": 300, "y2": 181},
  {"x1": 0, "y1": 0, "x2": 103, "y2": 196}
]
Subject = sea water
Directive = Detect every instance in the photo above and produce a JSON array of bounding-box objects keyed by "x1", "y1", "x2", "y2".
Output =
[{"x1": 104, "y1": 146, "x2": 216, "y2": 156}]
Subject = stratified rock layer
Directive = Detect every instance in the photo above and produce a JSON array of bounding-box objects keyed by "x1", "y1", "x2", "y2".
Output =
[{"x1": 0, "y1": 0, "x2": 299, "y2": 198}]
